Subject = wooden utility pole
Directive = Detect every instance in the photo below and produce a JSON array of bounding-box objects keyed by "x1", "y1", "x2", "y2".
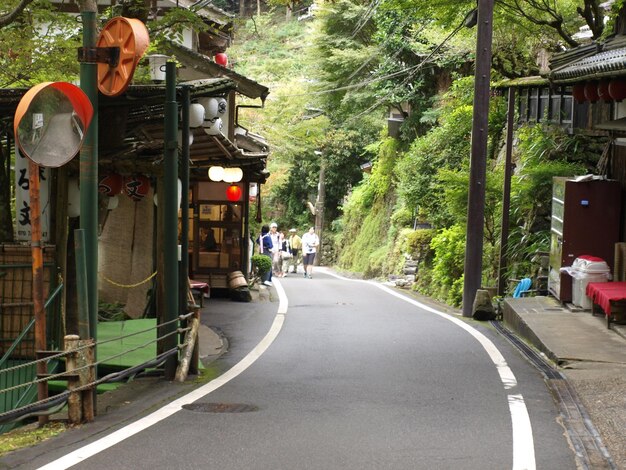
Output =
[
  {"x1": 462, "y1": 0, "x2": 494, "y2": 317},
  {"x1": 497, "y1": 87, "x2": 516, "y2": 296},
  {"x1": 314, "y1": 161, "x2": 325, "y2": 266}
]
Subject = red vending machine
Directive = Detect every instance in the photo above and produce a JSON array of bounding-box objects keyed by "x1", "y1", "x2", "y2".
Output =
[{"x1": 548, "y1": 177, "x2": 621, "y2": 303}]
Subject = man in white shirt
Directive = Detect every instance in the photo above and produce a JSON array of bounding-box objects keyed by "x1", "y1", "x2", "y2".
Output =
[{"x1": 301, "y1": 226, "x2": 319, "y2": 279}]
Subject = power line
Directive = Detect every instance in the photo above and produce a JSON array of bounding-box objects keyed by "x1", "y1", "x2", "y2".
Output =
[{"x1": 277, "y1": 12, "x2": 469, "y2": 101}]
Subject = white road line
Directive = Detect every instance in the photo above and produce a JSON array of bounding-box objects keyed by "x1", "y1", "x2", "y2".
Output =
[
  {"x1": 321, "y1": 268, "x2": 536, "y2": 470},
  {"x1": 38, "y1": 279, "x2": 288, "y2": 470}
]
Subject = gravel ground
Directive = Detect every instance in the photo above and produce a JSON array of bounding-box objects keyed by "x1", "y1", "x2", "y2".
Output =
[{"x1": 563, "y1": 363, "x2": 626, "y2": 470}]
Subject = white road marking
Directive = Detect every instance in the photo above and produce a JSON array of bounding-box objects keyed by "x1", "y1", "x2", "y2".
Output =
[
  {"x1": 321, "y1": 268, "x2": 536, "y2": 470},
  {"x1": 37, "y1": 279, "x2": 288, "y2": 470}
]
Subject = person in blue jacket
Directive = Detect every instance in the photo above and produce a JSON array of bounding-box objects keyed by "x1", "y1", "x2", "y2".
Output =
[{"x1": 257, "y1": 225, "x2": 273, "y2": 286}]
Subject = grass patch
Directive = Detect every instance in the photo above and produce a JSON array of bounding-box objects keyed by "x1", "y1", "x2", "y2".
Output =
[{"x1": 0, "y1": 422, "x2": 67, "y2": 457}]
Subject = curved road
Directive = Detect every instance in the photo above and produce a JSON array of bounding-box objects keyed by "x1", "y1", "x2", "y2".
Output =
[{"x1": 37, "y1": 268, "x2": 576, "y2": 469}]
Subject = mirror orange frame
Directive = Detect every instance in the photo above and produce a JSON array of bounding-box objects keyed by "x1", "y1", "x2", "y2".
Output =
[
  {"x1": 97, "y1": 17, "x2": 150, "y2": 97},
  {"x1": 14, "y1": 82, "x2": 94, "y2": 167}
]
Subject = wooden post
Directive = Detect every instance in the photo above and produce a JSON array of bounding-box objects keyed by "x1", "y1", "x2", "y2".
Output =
[
  {"x1": 175, "y1": 314, "x2": 199, "y2": 382},
  {"x1": 189, "y1": 308, "x2": 200, "y2": 375},
  {"x1": 65, "y1": 335, "x2": 95, "y2": 424},
  {"x1": 82, "y1": 338, "x2": 95, "y2": 422},
  {"x1": 29, "y1": 160, "x2": 48, "y2": 426},
  {"x1": 462, "y1": 0, "x2": 494, "y2": 317},
  {"x1": 65, "y1": 334, "x2": 81, "y2": 425}
]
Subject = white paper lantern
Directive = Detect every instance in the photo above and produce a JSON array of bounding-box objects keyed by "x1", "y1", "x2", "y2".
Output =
[
  {"x1": 249, "y1": 182, "x2": 258, "y2": 197},
  {"x1": 153, "y1": 179, "x2": 182, "y2": 207},
  {"x1": 68, "y1": 178, "x2": 80, "y2": 217},
  {"x1": 107, "y1": 195, "x2": 119, "y2": 210},
  {"x1": 189, "y1": 103, "x2": 205, "y2": 128},
  {"x1": 198, "y1": 97, "x2": 219, "y2": 120},
  {"x1": 216, "y1": 98, "x2": 227, "y2": 115},
  {"x1": 204, "y1": 118, "x2": 223, "y2": 136},
  {"x1": 177, "y1": 129, "x2": 194, "y2": 148},
  {"x1": 208, "y1": 166, "x2": 224, "y2": 182},
  {"x1": 223, "y1": 167, "x2": 243, "y2": 183}
]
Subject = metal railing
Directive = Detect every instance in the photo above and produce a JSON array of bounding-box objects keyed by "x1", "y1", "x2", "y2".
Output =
[
  {"x1": 0, "y1": 309, "x2": 199, "y2": 431},
  {"x1": 0, "y1": 283, "x2": 64, "y2": 433}
]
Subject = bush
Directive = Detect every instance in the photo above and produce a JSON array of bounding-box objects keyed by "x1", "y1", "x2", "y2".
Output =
[
  {"x1": 405, "y1": 229, "x2": 435, "y2": 262},
  {"x1": 251, "y1": 254, "x2": 272, "y2": 278}
]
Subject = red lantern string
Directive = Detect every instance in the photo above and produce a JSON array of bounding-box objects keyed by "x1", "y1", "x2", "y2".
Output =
[
  {"x1": 98, "y1": 173, "x2": 124, "y2": 196},
  {"x1": 609, "y1": 79, "x2": 626, "y2": 102},
  {"x1": 572, "y1": 83, "x2": 586, "y2": 103},
  {"x1": 124, "y1": 175, "x2": 151, "y2": 202},
  {"x1": 584, "y1": 81, "x2": 600, "y2": 103},
  {"x1": 598, "y1": 80, "x2": 611, "y2": 102},
  {"x1": 215, "y1": 53, "x2": 228, "y2": 67},
  {"x1": 226, "y1": 184, "x2": 242, "y2": 202}
]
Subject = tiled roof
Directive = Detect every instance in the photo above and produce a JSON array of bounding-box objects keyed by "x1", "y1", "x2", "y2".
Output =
[{"x1": 550, "y1": 46, "x2": 626, "y2": 82}]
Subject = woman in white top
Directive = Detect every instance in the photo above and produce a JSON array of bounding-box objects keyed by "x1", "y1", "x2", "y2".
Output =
[{"x1": 301, "y1": 227, "x2": 319, "y2": 279}]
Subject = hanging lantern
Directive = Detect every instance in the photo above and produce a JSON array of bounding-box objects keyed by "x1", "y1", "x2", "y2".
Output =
[
  {"x1": 584, "y1": 81, "x2": 600, "y2": 103},
  {"x1": 598, "y1": 80, "x2": 611, "y2": 102},
  {"x1": 177, "y1": 129, "x2": 194, "y2": 148},
  {"x1": 208, "y1": 166, "x2": 224, "y2": 181},
  {"x1": 215, "y1": 53, "x2": 228, "y2": 67},
  {"x1": 216, "y1": 98, "x2": 227, "y2": 115},
  {"x1": 223, "y1": 167, "x2": 243, "y2": 183},
  {"x1": 204, "y1": 117, "x2": 223, "y2": 136},
  {"x1": 189, "y1": 103, "x2": 205, "y2": 128},
  {"x1": 609, "y1": 79, "x2": 626, "y2": 102},
  {"x1": 98, "y1": 173, "x2": 124, "y2": 196},
  {"x1": 124, "y1": 175, "x2": 151, "y2": 202},
  {"x1": 198, "y1": 97, "x2": 219, "y2": 120},
  {"x1": 226, "y1": 184, "x2": 242, "y2": 202},
  {"x1": 572, "y1": 83, "x2": 586, "y2": 103}
]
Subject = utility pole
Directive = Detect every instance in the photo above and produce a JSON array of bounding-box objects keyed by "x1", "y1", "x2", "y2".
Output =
[
  {"x1": 462, "y1": 0, "x2": 494, "y2": 317},
  {"x1": 314, "y1": 158, "x2": 325, "y2": 266},
  {"x1": 497, "y1": 87, "x2": 516, "y2": 296}
]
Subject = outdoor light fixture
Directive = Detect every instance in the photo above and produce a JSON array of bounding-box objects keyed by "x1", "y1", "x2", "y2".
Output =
[
  {"x1": 208, "y1": 166, "x2": 242, "y2": 183},
  {"x1": 208, "y1": 165, "x2": 225, "y2": 181},
  {"x1": 223, "y1": 167, "x2": 243, "y2": 183},
  {"x1": 189, "y1": 103, "x2": 205, "y2": 128},
  {"x1": 147, "y1": 54, "x2": 168, "y2": 82},
  {"x1": 177, "y1": 129, "x2": 194, "y2": 148},
  {"x1": 226, "y1": 184, "x2": 242, "y2": 201}
]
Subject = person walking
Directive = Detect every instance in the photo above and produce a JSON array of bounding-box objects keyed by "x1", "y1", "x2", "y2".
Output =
[
  {"x1": 269, "y1": 222, "x2": 284, "y2": 277},
  {"x1": 301, "y1": 226, "x2": 319, "y2": 279},
  {"x1": 257, "y1": 225, "x2": 273, "y2": 286},
  {"x1": 288, "y1": 228, "x2": 302, "y2": 273}
]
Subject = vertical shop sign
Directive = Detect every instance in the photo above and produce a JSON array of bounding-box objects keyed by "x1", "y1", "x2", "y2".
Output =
[{"x1": 14, "y1": 147, "x2": 50, "y2": 241}]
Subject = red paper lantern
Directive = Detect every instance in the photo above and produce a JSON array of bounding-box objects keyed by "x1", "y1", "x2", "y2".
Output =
[
  {"x1": 609, "y1": 79, "x2": 626, "y2": 102},
  {"x1": 584, "y1": 81, "x2": 600, "y2": 103},
  {"x1": 572, "y1": 83, "x2": 586, "y2": 103},
  {"x1": 598, "y1": 80, "x2": 611, "y2": 102},
  {"x1": 124, "y1": 175, "x2": 151, "y2": 202},
  {"x1": 98, "y1": 173, "x2": 124, "y2": 196},
  {"x1": 215, "y1": 53, "x2": 228, "y2": 67},
  {"x1": 226, "y1": 184, "x2": 242, "y2": 202}
]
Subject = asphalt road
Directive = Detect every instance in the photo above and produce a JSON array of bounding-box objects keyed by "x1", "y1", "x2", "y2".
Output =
[{"x1": 31, "y1": 268, "x2": 578, "y2": 469}]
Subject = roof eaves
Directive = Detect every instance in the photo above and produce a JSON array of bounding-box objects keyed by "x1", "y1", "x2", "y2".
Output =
[{"x1": 165, "y1": 42, "x2": 270, "y2": 101}]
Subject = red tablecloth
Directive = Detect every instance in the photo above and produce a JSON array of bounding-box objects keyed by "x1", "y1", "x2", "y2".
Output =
[
  {"x1": 586, "y1": 281, "x2": 626, "y2": 315},
  {"x1": 189, "y1": 280, "x2": 209, "y2": 294}
]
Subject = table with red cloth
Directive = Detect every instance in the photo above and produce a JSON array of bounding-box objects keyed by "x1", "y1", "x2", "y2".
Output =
[
  {"x1": 586, "y1": 281, "x2": 626, "y2": 327},
  {"x1": 189, "y1": 280, "x2": 209, "y2": 307}
]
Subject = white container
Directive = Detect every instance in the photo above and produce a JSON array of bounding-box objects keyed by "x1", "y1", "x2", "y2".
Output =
[{"x1": 570, "y1": 257, "x2": 610, "y2": 309}]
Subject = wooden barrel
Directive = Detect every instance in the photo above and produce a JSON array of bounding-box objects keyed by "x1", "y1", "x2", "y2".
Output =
[{"x1": 227, "y1": 271, "x2": 248, "y2": 289}]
